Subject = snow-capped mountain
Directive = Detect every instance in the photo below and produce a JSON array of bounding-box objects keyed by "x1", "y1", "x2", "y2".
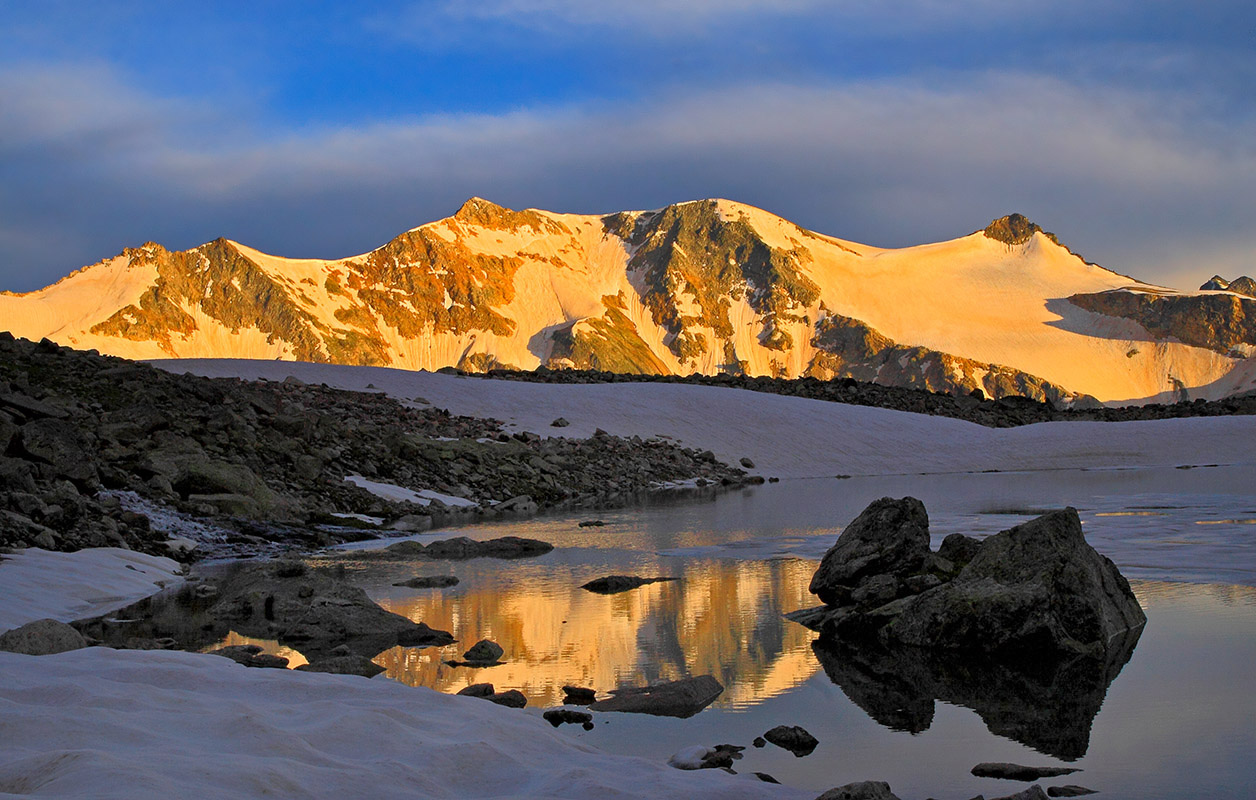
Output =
[{"x1": 3, "y1": 198, "x2": 1254, "y2": 405}]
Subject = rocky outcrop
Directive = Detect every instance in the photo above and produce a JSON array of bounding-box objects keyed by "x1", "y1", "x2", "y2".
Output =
[
  {"x1": 0, "y1": 335, "x2": 751, "y2": 557},
  {"x1": 1069, "y1": 288, "x2": 1256, "y2": 356},
  {"x1": 798, "y1": 498, "x2": 1146, "y2": 659},
  {"x1": 1201, "y1": 274, "x2": 1256, "y2": 297},
  {"x1": 588, "y1": 675, "x2": 724, "y2": 718},
  {"x1": 806, "y1": 313, "x2": 1082, "y2": 406},
  {"x1": 762, "y1": 725, "x2": 818, "y2": 757}
]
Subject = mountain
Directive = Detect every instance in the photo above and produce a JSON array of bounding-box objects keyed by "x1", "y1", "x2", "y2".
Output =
[{"x1": 3, "y1": 198, "x2": 1254, "y2": 405}]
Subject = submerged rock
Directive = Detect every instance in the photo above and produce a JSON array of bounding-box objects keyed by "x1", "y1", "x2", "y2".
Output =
[
  {"x1": 392, "y1": 575, "x2": 459, "y2": 589},
  {"x1": 580, "y1": 575, "x2": 676, "y2": 594},
  {"x1": 562, "y1": 685, "x2": 597, "y2": 704},
  {"x1": 972, "y1": 763, "x2": 1080, "y2": 781},
  {"x1": 296, "y1": 655, "x2": 386, "y2": 678},
  {"x1": 589, "y1": 675, "x2": 723, "y2": 718},
  {"x1": 383, "y1": 536, "x2": 554, "y2": 560},
  {"x1": 815, "y1": 781, "x2": 901, "y2": 800}
]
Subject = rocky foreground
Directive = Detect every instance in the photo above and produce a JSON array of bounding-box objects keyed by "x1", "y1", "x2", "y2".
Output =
[{"x1": 0, "y1": 334, "x2": 751, "y2": 558}]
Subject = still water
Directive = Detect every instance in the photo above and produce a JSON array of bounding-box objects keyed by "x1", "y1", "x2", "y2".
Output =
[{"x1": 253, "y1": 465, "x2": 1256, "y2": 799}]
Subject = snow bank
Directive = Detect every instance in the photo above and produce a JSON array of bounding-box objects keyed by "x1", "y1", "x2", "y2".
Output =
[
  {"x1": 166, "y1": 360, "x2": 1256, "y2": 480},
  {"x1": 0, "y1": 648, "x2": 805, "y2": 800},
  {"x1": 0, "y1": 548, "x2": 181, "y2": 633},
  {"x1": 346, "y1": 474, "x2": 478, "y2": 508}
]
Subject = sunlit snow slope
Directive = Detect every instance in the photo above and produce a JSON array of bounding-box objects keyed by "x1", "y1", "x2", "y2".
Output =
[{"x1": 3, "y1": 198, "x2": 1254, "y2": 405}]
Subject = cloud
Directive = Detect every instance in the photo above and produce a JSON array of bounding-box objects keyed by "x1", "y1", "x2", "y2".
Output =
[{"x1": 1, "y1": 64, "x2": 1253, "y2": 293}]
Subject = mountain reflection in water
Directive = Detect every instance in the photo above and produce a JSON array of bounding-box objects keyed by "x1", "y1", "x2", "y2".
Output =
[{"x1": 370, "y1": 556, "x2": 820, "y2": 709}]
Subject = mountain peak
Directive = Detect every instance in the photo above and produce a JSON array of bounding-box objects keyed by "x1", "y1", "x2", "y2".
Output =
[
  {"x1": 450, "y1": 197, "x2": 569, "y2": 235},
  {"x1": 982, "y1": 213, "x2": 1044, "y2": 246}
]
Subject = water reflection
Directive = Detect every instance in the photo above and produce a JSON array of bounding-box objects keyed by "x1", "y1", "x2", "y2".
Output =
[
  {"x1": 811, "y1": 626, "x2": 1143, "y2": 761},
  {"x1": 370, "y1": 557, "x2": 820, "y2": 709}
]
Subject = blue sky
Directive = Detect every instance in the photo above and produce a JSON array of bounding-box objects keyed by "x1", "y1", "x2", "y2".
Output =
[{"x1": 1, "y1": 0, "x2": 1253, "y2": 292}]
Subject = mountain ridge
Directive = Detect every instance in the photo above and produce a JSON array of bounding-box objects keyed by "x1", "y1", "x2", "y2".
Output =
[{"x1": 3, "y1": 198, "x2": 1254, "y2": 406}]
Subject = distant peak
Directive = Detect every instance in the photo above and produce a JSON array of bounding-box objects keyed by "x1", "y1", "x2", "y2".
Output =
[
  {"x1": 983, "y1": 214, "x2": 1043, "y2": 246},
  {"x1": 453, "y1": 196, "x2": 507, "y2": 220},
  {"x1": 1200, "y1": 275, "x2": 1230, "y2": 291},
  {"x1": 450, "y1": 196, "x2": 570, "y2": 235}
]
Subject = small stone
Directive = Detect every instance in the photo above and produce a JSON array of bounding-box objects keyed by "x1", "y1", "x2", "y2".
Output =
[
  {"x1": 739, "y1": 457, "x2": 756, "y2": 469},
  {"x1": 562, "y1": 685, "x2": 597, "y2": 704},
  {"x1": 551, "y1": 417, "x2": 570, "y2": 428},
  {"x1": 763, "y1": 724, "x2": 819, "y2": 756},
  {"x1": 463, "y1": 639, "x2": 504, "y2": 663},
  {"x1": 752, "y1": 737, "x2": 767, "y2": 748},
  {"x1": 543, "y1": 709, "x2": 593, "y2": 727}
]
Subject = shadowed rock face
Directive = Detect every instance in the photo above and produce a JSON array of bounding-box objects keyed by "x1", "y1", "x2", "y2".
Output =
[
  {"x1": 812, "y1": 625, "x2": 1142, "y2": 760},
  {"x1": 1069, "y1": 288, "x2": 1256, "y2": 355}
]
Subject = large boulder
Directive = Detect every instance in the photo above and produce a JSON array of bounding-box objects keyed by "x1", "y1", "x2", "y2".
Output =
[
  {"x1": 809, "y1": 497, "x2": 930, "y2": 605},
  {"x1": 798, "y1": 500, "x2": 1146, "y2": 660},
  {"x1": 18, "y1": 418, "x2": 97, "y2": 485},
  {"x1": 883, "y1": 508, "x2": 1146, "y2": 657}
]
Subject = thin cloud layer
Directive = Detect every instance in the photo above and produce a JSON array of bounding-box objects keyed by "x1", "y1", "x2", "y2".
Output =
[{"x1": 1, "y1": 64, "x2": 1252, "y2": 293}]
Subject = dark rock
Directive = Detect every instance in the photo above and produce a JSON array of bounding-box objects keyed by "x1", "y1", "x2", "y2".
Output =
[
  {"x1": 463, "y1": 639, "x2": 504, "y2": 664},
  {"x1": 740, "y1": 457, "x2": 756, "y2": 468},
  {"x1": 754, "y1": 773, "x2": 780, "y2": 784},
  {"x1": 208, "y1": 645, "x2": 289, "y2": 669},
  {"x1": 972, "y1": 764, "x2": 1080, "y2": 781},
  {"x1": 752, "y1": 737, "x2": 766, "y2": 748},
  {"x1": 577, "y1": 519, "x2": 606, "y2": 527},
  {"x1": 808, "y1": 497, "x2": 931, "y2": 605},
  {"x1": 543, "y1": 708, "x2": 593, "y2": 727},
  {"x1": 457, "y1": 683, "x2": 495, "y2": 698},
  {"x1": 550, "y1": 417, "x2": 570, "y2": 427},
  {"x1": 815, "y1": 781, "x2": 901, "y2": 800},
  {"x1": 295, "y1": 655, "x2": 386, "y2": 677},
  {"x1": 885, "y1": 509, "x2": 1147, "y2": 657},
  {"x1": 421, "y1": 536, "x2": 554, "y2": 560},
  {"x1": 0, "y1": 392, "x2": 68, "y2": 419},
  {"x1": 392, "y1": 575, "x2": 459, "y2": 589},
  {"x1": 208, "y1": 563, "x2": 452, "y2": 657},
  {"x1": 991, "y1": 787, "x2": 1049, "y2": 800},
  {"x1": 18, "y1": 418, "x2": 96, "y2": 484},
  {"x1": 492, "y1": 495, "x2": 539, "y2": 515},
  {"x1": 1046, "y1": 786, "x2": 1097, "y2": 797},
  {"x1": 562, "y1": 685, "x2": 597, "y2": 704},
  {"x1": 937, "y1": 532, "x2": 981, "y2": 566},
  {"x1": 0, "y1": 618, "x2": 88, "y2": 655},
  {"x1": 486, "y1": 689, "x2": 527, "y2": 708},
  {"x1": 395, "y1": 622, "x2": 455, "y2": 647},
  {"x1": 589, "y1": 675, "x2": 723, "y2": 718},
  {"x1": 580, "y1": 575, "x2": 676, "y2": 594},
  {"x1": 763, "y1": 724, "x2": 819, "y2": 756}
]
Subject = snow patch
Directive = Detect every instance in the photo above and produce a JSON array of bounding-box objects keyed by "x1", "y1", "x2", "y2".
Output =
[{"x1": 345, "y1": 475, "x2": 478, "y2": 508}]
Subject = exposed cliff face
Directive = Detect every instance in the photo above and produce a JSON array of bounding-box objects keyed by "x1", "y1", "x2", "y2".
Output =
[
  {"x1": 609, "y1": 200, "x2": 819, "y2": 364},
  {"x1": 1069, "y1": 289, "x2": 1256, "y2": 356},
  {"x1": 805, "y1": 314, "x2": 1081, "y2": 406},
  {"x1": 4, "y1": 199, "x2": 1254, "y2": 406}
]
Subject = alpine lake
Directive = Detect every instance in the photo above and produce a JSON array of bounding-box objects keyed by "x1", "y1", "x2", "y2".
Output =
[{"x1": 147, "y1": 464, "x2": 1256, "y2": 799}]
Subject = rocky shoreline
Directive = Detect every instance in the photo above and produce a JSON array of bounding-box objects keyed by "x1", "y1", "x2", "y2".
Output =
[{"x1": 0, "y1": 334, "x2": 753, "y2": 559}]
